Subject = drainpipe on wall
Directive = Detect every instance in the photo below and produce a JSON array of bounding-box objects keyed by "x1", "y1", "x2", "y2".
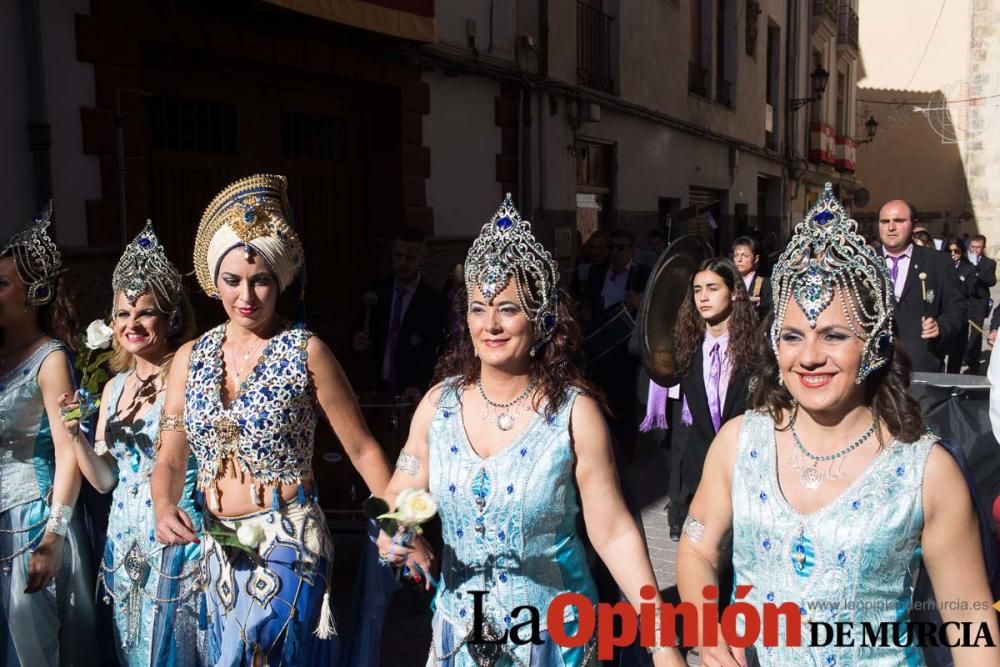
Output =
[
  {"x1": 20, "y1": 0, "x2": 53, "y2": 222},
  {"x1": 784, "y1": 0, "x2": 800, "y2": 236}
]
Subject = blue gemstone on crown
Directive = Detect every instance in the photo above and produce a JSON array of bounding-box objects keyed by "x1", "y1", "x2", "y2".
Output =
[
  {"x1": 814, "y1": 210, "x2": 835, "y2": 224},
  {"x1": 35, "y1": 286, "x2": 49, "y2": 299},
  {"x1": 542, "y1": 313, "x2": 555, "y2": 330},
  {"x1": 244, "y1": 210, "x2": 255, "y2": 223},
  {"x1": 496, "y1": 216, "x2": 513, "y2": 230},
  {"x1": 877, "y1": 334, "x2": 891, "y2": 356},
  {"x1": 138, "y1": 237, "x2": 152, "y2": 248}
]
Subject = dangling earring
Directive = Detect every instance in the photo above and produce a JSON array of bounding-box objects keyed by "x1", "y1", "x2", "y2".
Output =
[
  {"x1": 474, "y1": 347, "x2": 479, "y2": 358},
  {"x1": 529, "y1": 347, "x2": 536, "y2": 358}
]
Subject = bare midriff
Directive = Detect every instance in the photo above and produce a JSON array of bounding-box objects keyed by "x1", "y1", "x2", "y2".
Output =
[{"x1": 205, "y1": 460, "x2": 314, "y2": 518}]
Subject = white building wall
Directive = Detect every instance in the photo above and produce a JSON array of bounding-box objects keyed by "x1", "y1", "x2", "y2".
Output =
[
  {"x1": 0, "y1": 0, "x2": 99, "y2": 245},
  {"x1": 424, "y1": 71, "x2": 503, "y2": 237},
  {"x1": 0, "y1": 2, "x2": 35, "y2": 239},
  {"x1": 41, "y1": 0, "x2": 99, "y2": 247}
]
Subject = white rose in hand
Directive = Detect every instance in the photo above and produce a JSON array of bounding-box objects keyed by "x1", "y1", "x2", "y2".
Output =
[
  {"x1": 85, "y1": 320, "x2": 114, "y2": 350},
  {"x1": 391, "y1": 488, "x2": 438, "y2": 527},
  {"x1": 236, "y1": 524, "x2": 265, "y2": 548}
]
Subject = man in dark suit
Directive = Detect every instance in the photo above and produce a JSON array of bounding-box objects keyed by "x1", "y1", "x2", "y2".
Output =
[
  {"x1": 732, "y1": 236, "x2": 772, "y2": 320},
  {"x1": 353, "y1": 227, "x2": 448, "y2": 400},
  {"x1": 964, "y1": 234, "x2": 996, "y2": 373},
  {"x1": 878, "y1": 200, "x2": 967, "y2": 373},
  {"x1": 582, "y1": 229, "x2": 651, "y2": 459}
]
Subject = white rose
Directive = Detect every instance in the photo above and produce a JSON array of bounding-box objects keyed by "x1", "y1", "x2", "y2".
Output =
[
  {"x1": 394, "y1": 488, "x2": 438, "y2": 526},
  {"x1": 85, "y1": 319, "x2": 114, "y2": 350},
  {"x1": 236, "y1": 523, "x2": 265, "y2": 548}
]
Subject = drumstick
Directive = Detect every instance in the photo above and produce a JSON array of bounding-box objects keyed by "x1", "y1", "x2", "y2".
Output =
[
  {"x1": 969, "y1": 320, "x2": 989, "y2": 337},
  {"x1": 918, "y1": 272, "x2": 929, "y2": 317},
  {"x1": 361, "y1": 291, "x2": 378, "y2": 335}
]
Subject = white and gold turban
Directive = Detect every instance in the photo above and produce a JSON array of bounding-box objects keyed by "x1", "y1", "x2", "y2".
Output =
[{"x1": 193, "y1": 174, "x2": 304, "y2": 297}]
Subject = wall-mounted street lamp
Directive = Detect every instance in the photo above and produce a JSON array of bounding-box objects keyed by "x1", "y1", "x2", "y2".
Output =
[
  {"x1": 789, "y1": 66, "x2": 830, "y2": 111},
  {"x1": 857, "y1": 115, "x2": 879, "y2": 144}
]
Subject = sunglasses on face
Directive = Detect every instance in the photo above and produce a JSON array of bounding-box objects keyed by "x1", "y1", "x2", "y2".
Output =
[{"x1": 950, "y1": 248, "x2": 962, "y2": 254}]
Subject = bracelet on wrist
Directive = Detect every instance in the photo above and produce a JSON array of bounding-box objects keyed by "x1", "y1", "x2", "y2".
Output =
[{"x1": 45, "y1": 502, "x2": 73, "y2": 537}]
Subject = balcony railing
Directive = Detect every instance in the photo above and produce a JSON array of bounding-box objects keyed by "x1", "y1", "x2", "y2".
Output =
[
  {"x1": 838, "y1": 6, "x2": 859, "y2": 50},
  {"x1": 812, "y1": 0, "x2": 838, "y2": 25},
  {"x1": 689, "y1": 61, "x2": 709, "y2": 97},
  {"x1": 716, "y1": 76, "x2": 733, "y2": 107},
  {"x1": 577, "y1": 1, "x2": 615, "y2": 94}
]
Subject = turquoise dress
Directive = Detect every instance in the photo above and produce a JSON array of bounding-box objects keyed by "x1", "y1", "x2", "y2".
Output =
[
  {"x1": 731, "y1": 410, "x2": 935, "y2": 666},
  {"x1": 0, "y1": 340, "x2": 96, "y2": 666},
  {"x1": 98, "y1": 371, "x2": 204, "y2": 665},
  {"x1": 427, "y1": 380, "x2": 599, "y2": 666}
]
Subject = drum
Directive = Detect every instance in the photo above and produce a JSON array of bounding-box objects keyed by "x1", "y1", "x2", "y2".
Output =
[
  {"x1": 909, "y1": 372, "x2": 1000, "y2": 524},
  {"x1": 314, "y1": 393, "x2": 414, "y2": 521},
  {"x1": 583, "y1": 302, "x2": 636, "y2": 363}
]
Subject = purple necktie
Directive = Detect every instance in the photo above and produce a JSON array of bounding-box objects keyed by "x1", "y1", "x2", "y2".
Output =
[
  {"x1": 386, "y1": 286, "x2": 406, "y2": 392},
  {"x1": 707, "y1": 342, "x2": 722, "y2": 433},
  {"x1": 887, "y1": 255, "x2": 901, "y2": 289}
]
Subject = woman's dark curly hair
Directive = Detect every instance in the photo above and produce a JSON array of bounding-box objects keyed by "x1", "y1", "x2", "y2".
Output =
[
  {"x1": 0, "y1": 251, "x2": 79, "y2": 351},
  {"x1": 432, "y1": 287, "x2": 606, "y2": 420},
  {"x1": 748, "y1": 289, "x2": 926, "y2": 445},
  {"x1": 673, "y1": 258, "x2": 757, "y2": 376}
]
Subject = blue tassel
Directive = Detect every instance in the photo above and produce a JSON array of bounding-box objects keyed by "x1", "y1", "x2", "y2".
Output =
[
  {"x1": 297, "y1": 484, "x2": 307, "y2": 506},
  {"x1": 198, "y1": 594, "x2": 207, "y2": 631},
  {"x1": 271, "y1": 488, "x2": 280, "y2": 513},
  {"x1": 281, "y1": 607, "x2": 301, "y2": 662}
]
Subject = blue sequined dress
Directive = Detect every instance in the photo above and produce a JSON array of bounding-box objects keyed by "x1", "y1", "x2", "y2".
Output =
[
  {"x1": 427, "y1": 380, "x2": 599, "y2": 667},
  {"x1": 184, "y1": 322, "x2": 338, "y2": 666},
  {"x1": 0, "y1": 341, "x2": 96, "y2": 666},
  {"x1": 98, "y1": 371, "x2": 204, "y2": 665},
  {"x1": 731, "y1": 410, "x2": 935, "y2": 666}
]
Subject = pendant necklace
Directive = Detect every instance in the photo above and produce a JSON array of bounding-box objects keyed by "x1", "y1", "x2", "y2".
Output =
[
  {"x1": 788, "y1": 412, "x2": 877, "y2": 490},
  {"x1": 226, "y1": 333, "x2": 268, "y2": 386},
  {"x1": 476, "y1": 377, "x2": 536, "y2": 431}
]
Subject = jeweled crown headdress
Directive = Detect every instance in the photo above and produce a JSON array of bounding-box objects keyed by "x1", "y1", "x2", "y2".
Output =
[
  {"x1": 2, "y1": 201, "x2": 62, "y2": 306},
  {"x1": 112, "y1": 221, "x2": 184, "y2": 332},
  {"x1": 193, "y1": 174, "x2": 303, "y2": 297},
  {"x1": 465, "y1": 194, "x2": 560, "y2": 353},
  {"x1": 770, "y1": 183, "x2": 894, "y2": 382}
]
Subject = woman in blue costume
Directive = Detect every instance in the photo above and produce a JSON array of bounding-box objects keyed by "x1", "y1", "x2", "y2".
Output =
[
  {"x1": 377, "y1": 195, "x2": 684, "y2": 666},
  {"x1": 677, "y1": 184, "x2": 1000, "y2": 666},
  {"x1": 151, "y1": 174, "x2": 394, "y2": 666},
  {"x1": 0, "y1": 203, "x2": 96, "y2": 666},
  {"x1": 61, "y1": 222, "x2": 204, "y2": 665}
]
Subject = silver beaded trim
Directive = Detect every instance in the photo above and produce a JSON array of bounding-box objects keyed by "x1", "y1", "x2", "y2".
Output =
[
  {"x1": 111, "y1": 221, "x2": 184, "y2": 331},
  {"x1": 94, "y1": 439, "x2": 109, "y2": 456},
  {"x1": 45, "y1": 502, "x2": 73, "y2": 537},
  {"x1": 682, "y1": 515, "x2": 705, "y2": 543},
  {"x1": 769, "y1": 183, "x2": 894, "y2": 383},
  {"x1": 464, "y1": 194, "x2": 561, "y2": 352},
  {"x1": 2, "y1": 201, "x2": 62, "y2": 306},
  {"x1": 396, "y1": 451, "x2": 422, "y2": 476}
]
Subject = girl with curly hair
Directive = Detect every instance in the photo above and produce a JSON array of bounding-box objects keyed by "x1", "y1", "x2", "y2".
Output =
[{"x1": 663, "y1": 257, "x2": 757, "y2": 540}]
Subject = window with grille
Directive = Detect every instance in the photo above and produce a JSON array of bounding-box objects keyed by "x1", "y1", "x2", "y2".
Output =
[
  {"x1": 150, "y1": 95, "x2": 237, "y2": 154},
  {"x1": 281, "y1": 112, "x2": 343, "y2": 160}
]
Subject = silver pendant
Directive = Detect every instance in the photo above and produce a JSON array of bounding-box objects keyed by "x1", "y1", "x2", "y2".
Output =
[
  {"x1": 799, "y1": 465, "x2": 823, "y2": 490},
  {"x1": 496, "y1": 413, "x2": 515, "y2": 431}
]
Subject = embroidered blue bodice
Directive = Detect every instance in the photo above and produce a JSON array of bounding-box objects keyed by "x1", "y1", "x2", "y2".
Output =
[
  {"x1": 428, "y1": 380, "x2": 598, "y2": 639},
  {"x1": 184, "y1": 323, "x2": 316, "y2": 501},
  {"x1": 0, "y1": 340, "x2": 65, "y2": 514},
  {"x1": 731, "y1": 410, "x2": 934, "y2": 666}
]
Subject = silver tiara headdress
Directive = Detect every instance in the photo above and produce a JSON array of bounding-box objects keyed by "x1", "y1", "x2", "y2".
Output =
[
  {"x1": 465, "y1": 194, "x2": 560, "y2": 353},
  {"x1": 2, "y1": 201, "x2": 62, "y2": 306},
  {"x1": 770, "y1": 183, "x2": 894, "y2": 383},
  {"x1": 112, "y1": 221, "x2": 184, "y2": 333}
]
